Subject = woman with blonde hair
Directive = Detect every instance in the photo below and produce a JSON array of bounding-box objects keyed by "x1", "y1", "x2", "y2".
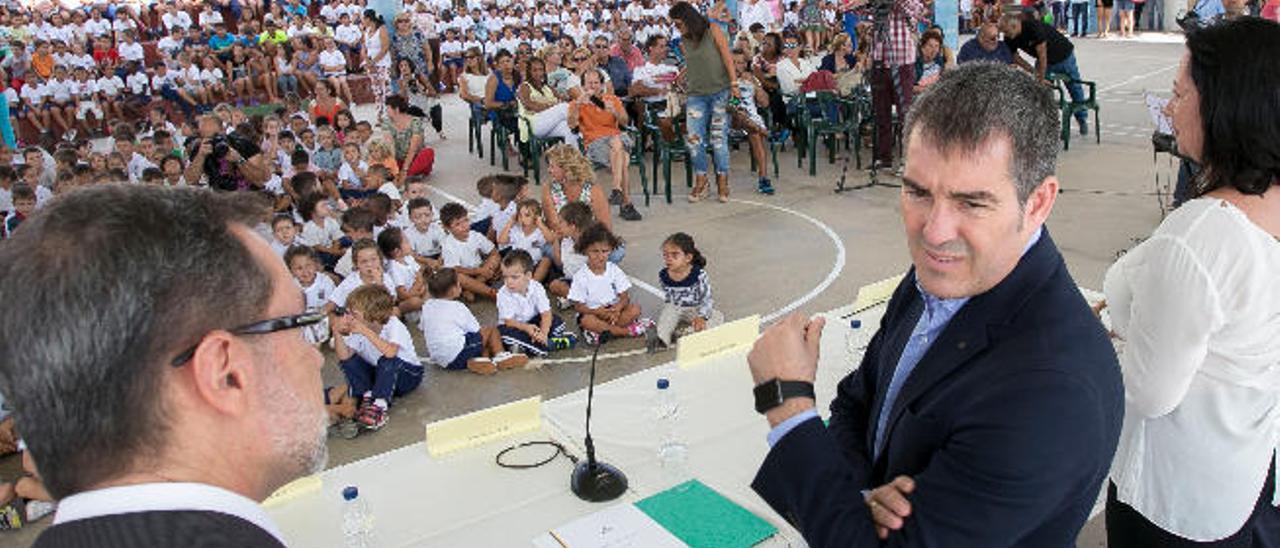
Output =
[{"x1": 540, "y1": 143, "x2": 612, "y2": 235}]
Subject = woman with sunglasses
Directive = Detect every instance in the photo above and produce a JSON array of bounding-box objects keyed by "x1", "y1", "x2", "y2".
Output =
[
  {"x1": 458, "y1": 47, "x2": 489, "y2": 115},
  {"x1": 670, "y1": 1, "x2": 741, "y2": 203},
  {"x1": 392, "y1": 14, "x2": 434, "y2": 87}
]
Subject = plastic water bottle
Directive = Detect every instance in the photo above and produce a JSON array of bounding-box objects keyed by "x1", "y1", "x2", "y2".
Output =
[
  {"x1": 342, "y1": 486, "x2": 374, "y2": 548},
  {"x1": 655, "y1": 378, "x2": 689, "y2": 488}
]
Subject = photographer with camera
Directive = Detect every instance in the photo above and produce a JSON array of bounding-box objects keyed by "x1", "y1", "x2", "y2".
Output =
[
  {"x1": 184, "y1": 114, "x2": 272, "y2": 192},
  {"x1": 842, "y1": 0, "x2": 927, "y2": 173}
]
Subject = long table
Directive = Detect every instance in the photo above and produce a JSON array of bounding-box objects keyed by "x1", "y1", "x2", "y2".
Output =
[{"x1": 268, "y1": 302, "x2": 885, "y2": 547}]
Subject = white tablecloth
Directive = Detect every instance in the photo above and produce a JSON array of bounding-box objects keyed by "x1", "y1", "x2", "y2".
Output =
[{"x1": 269, "y1": 303, "x2": 887, "y2": 547}]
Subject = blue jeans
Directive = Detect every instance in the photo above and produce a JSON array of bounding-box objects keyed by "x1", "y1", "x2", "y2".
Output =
[
  {"x1": 340, "y1": 355, "x2": 423, "y2": 402},
  {"x1": 1047, "y1": 53, "x2": 1088, "y2": 125},
  {"x1": 684, "y1": 89, "x2": 731, "y2": 177}
]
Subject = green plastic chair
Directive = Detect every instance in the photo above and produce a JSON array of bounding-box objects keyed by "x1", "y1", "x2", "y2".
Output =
[
  {"x1": 467, "y1": 104, "x2": 486, "y2": 159},
  {"x1": 795, "y1": 92, "x2": 862, "y2": 176},
  {"x1": 576, "y1": 127, "x2": 652, "y2": 207},
  {"x1": 488, "y1": 105, "x2": 519, "y2": 171},
  {"x1": 518, "y1": 117, "x2": 563, "y2": 186},
  {"x1": 1050, "y1": 74, "x2": 1101, "y2": 151},
  {"x1": 644, "y1": 109, "x2": 694, "y2": 204}
]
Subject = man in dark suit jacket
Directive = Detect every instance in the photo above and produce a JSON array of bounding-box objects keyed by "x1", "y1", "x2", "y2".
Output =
[
  {"x1": 746, "y1": 63, "x2": 1124, "y2": 547},
  {"x1": 0, "y1": 187, "x2": 330, "y2": 547}
]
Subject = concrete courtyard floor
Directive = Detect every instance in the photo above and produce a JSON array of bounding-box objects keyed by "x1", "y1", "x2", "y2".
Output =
[{"x1": 2, "y1": 33, "x2": 1185, "y2": 546}]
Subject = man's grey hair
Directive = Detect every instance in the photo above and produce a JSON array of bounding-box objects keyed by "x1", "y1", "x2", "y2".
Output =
[
  {"x1": 903, "y1": 62, "x2": 1060, "y2": 205},
  {"x1": 0, "y1": 186, "x2": 274, "y2": 499}
]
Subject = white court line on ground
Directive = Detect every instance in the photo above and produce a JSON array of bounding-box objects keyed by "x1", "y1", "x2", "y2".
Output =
[
  {"x1": 727, "y1": 198, "x2": 847, "y2": 324},
  {"x1": 1099, "y1": 63, "x2": 1179, "y2": 93},
  {"x1": 421, "y1": 185, "x2": 848, "y2": 363}
]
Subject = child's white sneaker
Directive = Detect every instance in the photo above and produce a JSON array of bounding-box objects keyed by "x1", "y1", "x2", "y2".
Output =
[{"x1": 493, "y1": 352, "x2": 529, "y2": 371}]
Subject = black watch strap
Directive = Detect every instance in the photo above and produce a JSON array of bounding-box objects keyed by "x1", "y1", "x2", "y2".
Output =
[{"x1": 753, "y1": 379, "x2": 816, "y2": 414}]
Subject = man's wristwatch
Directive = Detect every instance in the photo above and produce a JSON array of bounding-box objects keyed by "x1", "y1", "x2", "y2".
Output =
[{"x1": 753, "y1": 378, "x2": 816, "y2": 414}]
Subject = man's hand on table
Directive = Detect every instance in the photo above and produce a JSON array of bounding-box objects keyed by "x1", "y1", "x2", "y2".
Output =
[
  {"x1": 747, "y1": 313, "x2": 825, "y2": 427},
  {"x1": 866, "y1": 475, "x2": 916, "y2": 539}
]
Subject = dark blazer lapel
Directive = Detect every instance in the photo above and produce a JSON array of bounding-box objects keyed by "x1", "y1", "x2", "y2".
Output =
[
  {"x1": 866, "y1": 282, "x2": 925, "y2": 453},
  {"x1": 874, "y1": 230, "x2": 1065, "y2": 467}
]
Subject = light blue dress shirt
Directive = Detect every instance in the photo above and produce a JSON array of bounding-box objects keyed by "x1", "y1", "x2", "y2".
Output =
[{"x1": 767, "y1": 228, "x2": 1043, "y2": 449}]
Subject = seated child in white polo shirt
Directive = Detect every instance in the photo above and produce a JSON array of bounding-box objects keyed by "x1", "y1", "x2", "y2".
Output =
[
  {"x1": 496, "y1": 250, "x2": 577, "y2": 357},
  {"x1": 332, "y1": 284, "x2": 424, "y2": 431},
  {"x1": 420, "y1": 268, "x2": 529, "y2": 375}
]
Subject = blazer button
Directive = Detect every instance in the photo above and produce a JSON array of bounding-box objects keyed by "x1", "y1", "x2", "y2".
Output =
[{"x1": 957, "y1": 341, "x2": 967, "y2": 350}]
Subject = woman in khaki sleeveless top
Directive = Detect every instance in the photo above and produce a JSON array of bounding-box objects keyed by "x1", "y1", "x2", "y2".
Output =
[{"x1": 669, "y1": 2, "x2": 741, "y2": 202}]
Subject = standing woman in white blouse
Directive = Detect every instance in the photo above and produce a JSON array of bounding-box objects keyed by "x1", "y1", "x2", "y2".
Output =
[{"x1": 1101, "y1": 18, "x2": 1280, "y2": 547}]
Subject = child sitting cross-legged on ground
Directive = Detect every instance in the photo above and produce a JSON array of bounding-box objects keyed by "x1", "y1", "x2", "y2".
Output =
[
  {"x1": 439, "y1": 202, "x2": 500, "y2": 301},
  {"x1": 568, "y1": 224, "x2": 653, "y2": 345},
  {"x1": 421, "y1": 268, "x2": 529, "y2": 375},
  {"x1": 649, "y1": 232, "x2": 724, "y2": 353},
  {"x1": 332, "y1": 284, "x2": 425, "y2": 431},
  {"x1": 497, "y1": 250, "x2": 577, "y2": 357}
]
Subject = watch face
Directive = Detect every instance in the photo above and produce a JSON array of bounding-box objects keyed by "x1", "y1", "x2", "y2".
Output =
[{"x1": 754, "y1": 379, "x2": 784, "y2": 414}]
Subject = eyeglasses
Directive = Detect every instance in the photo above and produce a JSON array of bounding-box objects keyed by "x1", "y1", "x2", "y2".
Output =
[
  {"x1": 783, "y1": 43, "x2": 799, "y2": 49},
  {"x1": 572, "y1": 56, "x2": 588, "y2": 62},
  {"x1": 170, "y1": 310, "x2": 326, "y2": 367},
  {"x1": 594, "y1": 44, "x2": 609, "y2": 49}
]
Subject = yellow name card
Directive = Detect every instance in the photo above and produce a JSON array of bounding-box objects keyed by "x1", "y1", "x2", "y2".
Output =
[
  {"x1": 425, "y1": 396, "x2": 542, "y2": 457},
  {"x1": 852, "y1": 274, "x2": 904, "y2": 313},
  {"x1": 677, "y1": 314, "x2": 761, "y2": 369},
  {"x1": 262, "y1": 475, "x2": 322, "y2": 509}
]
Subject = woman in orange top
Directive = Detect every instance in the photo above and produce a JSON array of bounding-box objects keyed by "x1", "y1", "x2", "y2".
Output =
[{"x1": 568, "y1": 69, "x2": 641, "y2": 221}]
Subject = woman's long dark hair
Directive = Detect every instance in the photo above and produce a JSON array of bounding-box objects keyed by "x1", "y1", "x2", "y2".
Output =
[
  {"x1": 669, "y1": 2, "x2": 709, "y2": 46},
  {"x1": 363, "y1": 9, "x2": 385, "y2": 28},
  {"x1": 1186, "y1": 17, "x2": 1280, "y2": 198}
]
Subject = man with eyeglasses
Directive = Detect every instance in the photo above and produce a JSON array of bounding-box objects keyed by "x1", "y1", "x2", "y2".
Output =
[
  {"x1": 592, "y1": 36, "x2": 633, "y2": 98},
  {"x1": 0, "y1": 186, "x2": 328, "y2": 548},
  {"x1": 956, "y1": 22, "x2": 1014, "y2": 65}
]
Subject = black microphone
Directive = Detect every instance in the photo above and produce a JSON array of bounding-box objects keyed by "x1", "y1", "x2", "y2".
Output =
[{"x1": 570, "y1": 331, "x2": 628, "y2": 502}]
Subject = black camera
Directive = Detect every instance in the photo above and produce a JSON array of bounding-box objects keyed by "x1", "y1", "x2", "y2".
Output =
[
  {"x1": 334, "y1": 306, "x2": 347, "y2": 316},
  {"x1": 208, "y1": 134, "x2": 230, "y2": 159}
]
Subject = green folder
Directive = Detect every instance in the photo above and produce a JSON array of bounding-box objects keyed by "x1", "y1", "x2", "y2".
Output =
[{"x1": 635, "y1": 480, "x2": 778, "y2": 548}]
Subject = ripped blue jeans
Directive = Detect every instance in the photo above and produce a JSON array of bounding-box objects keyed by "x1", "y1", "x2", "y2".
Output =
[{"x1": 684, "y1": 89, "x2": 731, "y2": 176}]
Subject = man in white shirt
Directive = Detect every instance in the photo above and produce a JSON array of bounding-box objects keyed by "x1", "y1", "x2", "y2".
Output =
[
  {"x1": 0, "y1": 186, "x2": 326, "y2": 548},
  {"x1": 629, "y1": 36, "x2": 679, "y2": 104}
]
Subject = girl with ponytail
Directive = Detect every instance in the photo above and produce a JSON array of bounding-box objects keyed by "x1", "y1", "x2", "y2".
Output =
[{"x1": 650, "y1": 232, "x2": 723, "y2": 353}]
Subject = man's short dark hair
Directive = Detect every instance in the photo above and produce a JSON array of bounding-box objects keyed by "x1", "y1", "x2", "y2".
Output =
[
  {"x1": 341, "y1": 206, "x2": 376, "y2": 233},
  {"x1": 10, "y1": 183, "x2": 35, "y2": 202},
  {"x1": 376, "y1": 226, "x2": 404, "y2": 258},
  {"x1": 903, "y1": 62, "x2": 1059, "y2": 205},
  {"x1": 406, "y1": 197, "x2": 433, "y2": 215},
  {"x1": 0, "y1": 186, "x2": 273, "y2": 499},
  {"x1": 283, "y1": 244, "x2": 318, "y2": 267},
  {"x1": 427, "y1": 267, "x2": 458, "y2": 298},
  {"x1": 501, "y1": 249, "x2": 534, "y2": 273},
  {"x1": 439, "y1": 202, "x2": 469, "y2": 227},
  {"x1": 1185, "y1": 17, "x2": 1280, "y2": 198}
]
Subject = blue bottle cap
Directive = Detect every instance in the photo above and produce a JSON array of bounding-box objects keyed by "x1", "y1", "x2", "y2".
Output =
[
  {"x1": 657, "y1": 378, "x2": 670, "y2": 390},
  {"x1": 850, "y1": 319, "x2": 862, "y2": 329},
  {"x1": 342, "y1": 486, "x2": 359, "y2": 501}
]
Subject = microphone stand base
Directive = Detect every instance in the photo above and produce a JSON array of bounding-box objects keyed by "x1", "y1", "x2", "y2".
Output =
[{"x1": 570, "y1": 460, "x2": 628, "y2": 502}]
